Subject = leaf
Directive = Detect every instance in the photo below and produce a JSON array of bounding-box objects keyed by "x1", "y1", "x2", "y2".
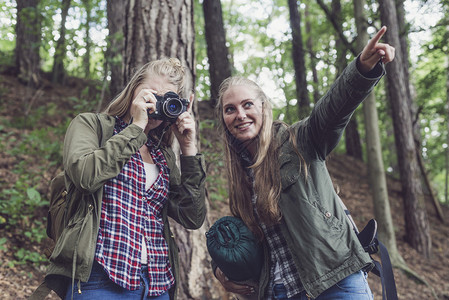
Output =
[{"x1": 26, "y1": 187, "x2": 41, "y2": 203}]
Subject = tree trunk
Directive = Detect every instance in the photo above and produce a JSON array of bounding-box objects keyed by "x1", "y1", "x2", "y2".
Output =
[
  {"x1": 106, "y1": 0, "x2": 126, "y2": 99},
  {"x1": 304, "y1": 3, "x2": 320, "y2": 103},
  {"x1": 202, "y1": 0, "x2": 232, "y2": 107},
  {"x1": 330, "y1": 0, "x2": 363, "y2": 161},
  {"x1": 287, "y1": 0, "x2": 310, "y2": 120},
  {"x1": 82, "y1": 0, "x2": 92, "y2": 78},
  {"x1": 122, "y1": 1, "x2": 215, "y2": 298},
  {"x1": 379, "y1": 0, "x2": 431, "y2": 258},
  {"x1": 345, "y1": 119, "x2": 363, "y2": 160},
  {"x1": 444, "y1": 47, "x2": 449, "y2": 205},
  {"x1": 15, "y1": 0, "x2": 41, "y2": 87},
  {"x1": 353, "y1": 0, "x2": 401, "y2": 263},
  {"x1": 51, "y1": 0, "x2": 71, "y2": 84}
]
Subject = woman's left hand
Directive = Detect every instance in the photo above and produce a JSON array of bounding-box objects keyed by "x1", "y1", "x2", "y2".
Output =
[
  {"x1": 172, "y1": 93, "x2": 197, "y2": 156},
  {"x1": 359, "y1": 26, "x2": 395, "y2": 74}
]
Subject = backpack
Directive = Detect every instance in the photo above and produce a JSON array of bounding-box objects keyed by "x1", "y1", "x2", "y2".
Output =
[{"x1": 43, "y1": 171, "x2": 68, "y2": 258}]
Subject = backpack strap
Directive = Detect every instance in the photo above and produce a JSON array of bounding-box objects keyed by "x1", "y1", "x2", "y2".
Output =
[
  {"x1": 28, "y1": 281, "x2": 52, "y2": 300},
  {"x1": 357, "y1": 219, "x2": 398, "y2": 300}
]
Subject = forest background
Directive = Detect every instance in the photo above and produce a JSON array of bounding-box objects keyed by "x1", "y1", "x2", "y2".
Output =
[{"x1": 0, "y1": 0, "x2": 449, "y2": 299}]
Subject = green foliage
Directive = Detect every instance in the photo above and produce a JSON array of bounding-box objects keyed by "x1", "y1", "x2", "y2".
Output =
[
  {"x1": 413, "y1": 15, "x2": 449, "y2": 203},
  {"x1": 0, "y1": 104, "x2": 68, "y2": 265}
]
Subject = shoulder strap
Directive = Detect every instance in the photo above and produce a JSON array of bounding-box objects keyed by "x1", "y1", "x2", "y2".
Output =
[{"x1": 357, "y1": 219, "x2": 398, "y2": 300}]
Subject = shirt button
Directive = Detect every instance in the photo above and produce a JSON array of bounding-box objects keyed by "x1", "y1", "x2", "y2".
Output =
[
  {"x1": 325, "y1": 212, "x2": 332, "y2": 218},
  {"x1": 142, "y1": 197, "x2": 146, "y2": 201}
]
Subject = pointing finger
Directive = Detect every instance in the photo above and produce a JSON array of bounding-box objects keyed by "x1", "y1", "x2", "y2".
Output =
[{"x1": 367, "y1": 26, "x2": 387, "y2": 50}]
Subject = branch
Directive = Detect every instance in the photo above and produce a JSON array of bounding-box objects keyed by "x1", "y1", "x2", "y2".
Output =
[{"x1": 315, "y1": 0, "x2": 357, "y2": 56}]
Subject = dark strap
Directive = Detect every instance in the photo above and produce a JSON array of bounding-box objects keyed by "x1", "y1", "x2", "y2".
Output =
[
  {"x1": 378, "y1": 240, "x2": 398, "y2": 300},
  {"x1": 28, "y1": 280, "x2": 52, "y2": 299},
  {"x1": 357, "y1": 219, "x2": 398, "y2": 300}
]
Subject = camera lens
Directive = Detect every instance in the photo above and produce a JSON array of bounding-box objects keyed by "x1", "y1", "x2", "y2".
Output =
[{"x1": 163, "y1": 98, "x2": 183, "y2": 117}]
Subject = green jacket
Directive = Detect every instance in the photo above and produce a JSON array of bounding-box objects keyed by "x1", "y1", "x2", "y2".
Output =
[
  {"x1": 38, "y1": 113, "x2": 206, "y2": 299},
  {"x1": 257, "y1": 59, "x2": 384, "y2": 299}
]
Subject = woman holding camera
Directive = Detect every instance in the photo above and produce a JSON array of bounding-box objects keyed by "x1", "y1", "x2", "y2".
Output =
[
  {"x1": 213, "y1": 27, "x2": 394, "y2": 299},
  {"x1": 41, "y1": 57, "x2": 206, "y2": 300}
]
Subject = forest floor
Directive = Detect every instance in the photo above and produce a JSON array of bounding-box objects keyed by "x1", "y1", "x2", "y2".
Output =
[{"x1": 0, "y1": 71, "x2": 449, "y2": 299}]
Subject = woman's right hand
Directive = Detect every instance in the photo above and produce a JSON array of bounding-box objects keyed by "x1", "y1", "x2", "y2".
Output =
[
  {"x1": 215, "y1": 267, "x2": 256, "y2": 296},
  {"x1": 129, "y1": 88, "x2": 158, "y2": 130}
]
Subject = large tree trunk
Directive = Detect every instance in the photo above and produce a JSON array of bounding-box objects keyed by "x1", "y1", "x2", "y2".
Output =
[
  {"x1": 15, "y1": 0, "x2": 41, "y2": 87},
  {"x1": 353, "y1": 0, "x2": 401, "y2": 264},
  {"x1": 202, "y1": 0, "x2": 232, "y2": 107},
  {"x1": 106, "y1": 0, "x2": 126, "y2": 99},
  {"x1": 121, "y1": 1, "x2": 215, "y2": 298},
  {"x1": 287, "y1": 0, "x2": 310, "y2": 120},
  {"x1": 51, "y1": 0, "x2": 71, "y2": 84},
  {"x1": 379, "y1": 0, "x2": 431, "y2": 258}
]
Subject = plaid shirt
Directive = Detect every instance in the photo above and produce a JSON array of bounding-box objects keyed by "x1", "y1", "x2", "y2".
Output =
[
  {"x1": 241, "y1": 151, "x2": 303, "y2": 299},
  {"x1": 95, "y1": 117, "x2": 174, "y2": 295}
]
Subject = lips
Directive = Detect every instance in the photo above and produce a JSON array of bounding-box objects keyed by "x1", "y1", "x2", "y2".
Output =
[{"x1": 236, "y1": 122, "x2": 252, "y2": 129}]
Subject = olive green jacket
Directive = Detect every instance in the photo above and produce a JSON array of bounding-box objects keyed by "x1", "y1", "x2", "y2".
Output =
[
  {"x1": 257, "y1": 59, "x2": 385, "y2": 299},
  {"x1": 33, "y1": 113, "x2": 206, "y2": 299}
]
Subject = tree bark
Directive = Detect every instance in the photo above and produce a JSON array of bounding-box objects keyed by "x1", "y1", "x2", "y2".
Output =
[
  {"x1": 202, "y1": 0, "x2": 232, "y2": 107},
  {"x1": 15, "y1": 0, "x2": 41, "y2": 87},
  {"x1": 106, "y1": 0, "x2": 126, "y2": 99},
  {"x1": 51, "y1": 0, "x2": 71, "y2": 84},
  {"x1": 379, "y1": 0, "x2": 432, "y2": 258},
  {"x1": 121, "y1": 1, "x2": 215, "y2": 298},
  {"x1": 304, "y1": 3, "x2": 320, "y2": 103},
  {"x1": 287, "y1": 0, "x2": 310, "y2": 120}
]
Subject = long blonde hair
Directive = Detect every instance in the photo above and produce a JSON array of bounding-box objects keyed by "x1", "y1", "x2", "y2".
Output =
[
  {"x1": 104, "y1": 57, "x2": 187, "y2": 146},
  {"x1": 216, "y1": 77, "x2": 282, "y2": 239}
]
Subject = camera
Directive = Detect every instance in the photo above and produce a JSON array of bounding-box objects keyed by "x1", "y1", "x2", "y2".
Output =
[{"x1": 148, "y1": 91, "x2": 189, "y2": 122}]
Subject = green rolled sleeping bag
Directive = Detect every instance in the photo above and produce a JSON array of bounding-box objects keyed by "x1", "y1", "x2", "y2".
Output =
[{"x1": 206, "y1": 216, "x2": 263, "y2": 282}]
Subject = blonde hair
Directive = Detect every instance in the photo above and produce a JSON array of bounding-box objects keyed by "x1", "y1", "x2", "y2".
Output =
[
  {"x1": 216, "y1": 77, "x2": 282, "y2": 239},
  {"x1": 104, "y1": 58, "x2": 187, "y2": 146}
]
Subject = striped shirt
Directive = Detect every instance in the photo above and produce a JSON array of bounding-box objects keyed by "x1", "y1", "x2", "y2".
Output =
[{"x1": 94, "y1": 117, "x2": 174, "y2": 295}]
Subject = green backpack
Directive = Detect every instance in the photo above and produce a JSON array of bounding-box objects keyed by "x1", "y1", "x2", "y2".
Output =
[{"x1": 43, "y1": 171, "x2": 68, "y2": 258}]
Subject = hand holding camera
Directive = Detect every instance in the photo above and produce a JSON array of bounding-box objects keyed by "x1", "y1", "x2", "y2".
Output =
[{"x1": 147, "y1": 91, "x2": 190, "y2": 122}]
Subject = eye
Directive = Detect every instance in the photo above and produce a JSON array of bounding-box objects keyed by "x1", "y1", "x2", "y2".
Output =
[
  {"x1": 243, "y1": 101, "x2": 254, "y2": 108},
  {"x1": 224, "y1": 106, "x2": 235, "y2": 114}
]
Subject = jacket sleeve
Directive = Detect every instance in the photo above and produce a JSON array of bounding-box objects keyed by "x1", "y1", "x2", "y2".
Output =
[
  {"x1": 167, "y1": 153, "x2": 207, "y2": 230},
  {"x1": 63, "y1": 113, "x2": 147, "y2": 193},
  {"x1": 296, "y1": 57, "x2": 385, "y2": 160}
]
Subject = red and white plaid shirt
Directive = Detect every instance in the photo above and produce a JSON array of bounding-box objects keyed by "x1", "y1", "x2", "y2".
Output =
[{"x1": 95, "y1": 117, "x2": 174, "y2": 295}]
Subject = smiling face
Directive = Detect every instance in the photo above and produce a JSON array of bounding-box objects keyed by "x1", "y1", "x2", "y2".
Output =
[{"x1": 222, "y1": 85, "x2": 264, "y2": 147}]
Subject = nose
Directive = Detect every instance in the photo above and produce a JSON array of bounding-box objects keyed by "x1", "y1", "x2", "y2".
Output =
[{"x1": 236, "y1": 107, "x2": 246, "y2": 120}]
